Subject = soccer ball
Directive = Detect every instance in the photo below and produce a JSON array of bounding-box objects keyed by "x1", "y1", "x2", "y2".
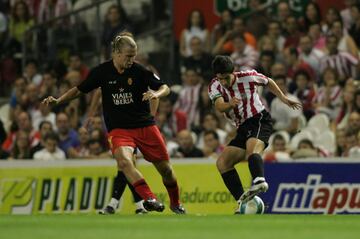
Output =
[{"x1": 238, "y1": 196, "x2": 265, "y2": 214}]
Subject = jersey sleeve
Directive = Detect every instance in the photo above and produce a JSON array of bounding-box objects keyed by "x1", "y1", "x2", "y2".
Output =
[
  {"x1": 145, "y1": 69, "x2": 165, "y2": 90},
  {"x1": 77, "y1": 67, "x2": 101, "y2": 93},
  {"x1": 208, "y1": 80, "x2": 222, "y2": 103},
  {"x1": 252, "y1": 71, "x2": 270, "y2": 85}
]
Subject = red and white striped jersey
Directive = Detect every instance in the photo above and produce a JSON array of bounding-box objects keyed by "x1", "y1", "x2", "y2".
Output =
[{"x1": 208, "y1": 70, "x2": 269, "y2": 127}]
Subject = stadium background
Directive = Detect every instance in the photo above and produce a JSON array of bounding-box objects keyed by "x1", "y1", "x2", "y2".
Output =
[{"x1": 0, "y1": 0, "x2": 360, "y2": 220}]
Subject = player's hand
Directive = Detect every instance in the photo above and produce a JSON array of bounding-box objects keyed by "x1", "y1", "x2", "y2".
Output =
[
  {"x1": 229, "y1": 97, "x2": 241, "y2": 108},
  {"x1": 142, "y1": 90, "x2": 158, "y2": 101},
  {"x1": 42, "y1": 96, "x2": 58, "y2": 107},
  {"x1": 282, "y1": 96, "x2": 302, "y2": 110}
]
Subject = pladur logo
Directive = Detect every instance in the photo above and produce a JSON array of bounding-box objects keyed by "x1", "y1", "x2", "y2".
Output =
[{"x1": 273, "y1": 175, "x2": 360, "y2": 214}]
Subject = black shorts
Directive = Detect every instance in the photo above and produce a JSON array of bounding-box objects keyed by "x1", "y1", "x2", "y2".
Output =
[{"x1": 228, "y1": 110, "x2": 273, "y2": 149}]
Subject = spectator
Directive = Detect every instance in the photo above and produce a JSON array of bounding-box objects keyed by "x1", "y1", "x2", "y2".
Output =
[
  {"x1": 244, "y1": 0, "x2": 269, "y2": 38},
  {"x1": 263, "y1": 133, "x2": 290, "y2": 162},
  {"x1": 33, "y1": 132, "x2": 65, "y2": 161},
  {"x1": 283, "y1": 46, "x2": 314, "y2": 81},
  {"x1": 314, "y1": 67, "x2": 342, "y2": 120},
  {"x1": 341, "y1": 0, "x2": 357, "y2": 30},
  {"x1": 283, "y1": 16, "x2": 301, "y2": 48},
  {"x1": 349, "y1": 3, "x2": 360, "y2": 49},
  {"x1": 298, "y1": 35, "x2": 325, "y2": 79},
  {"x1": 39, "y1": 72, "x2": 58, "y2": 99},
  {"x1": 37, "y1": 0, "x2": 68, "y2": 23},
  {"x1": 197, "y1": 112, "x2": 227, "y2": 149},
  {"x1": 353, "y1": 89, "x2": 360, "y2": 113},
  {"x1": 335, "y1": 128, "x2": 347, "y2": 156},
  {"x1": 32, "y1": 104, "x2": 56, "y2": 134},
  {"x1": 202, "y1": 130, "x2": 224, "y2": 159},
  {"x1": 23, "y1": 60, "x2": 42, "y2": 86},
  {"x1": 156, "y1": 97, "x2": 187, "y2": 141},
  {"x1": 8, "y1": 1, "x2": 34, "y2": 46},
  {"x1": 344, "y1": 130, "x2": 358, "y2": 156},
  {"x1": 270, "y1": 76, "x2": 303, "y2": 135},
  {"x1": 348, "y1": 131, "x2": 360, "y2": 157},
  {"x1": 211, "y1": 9, "x2": 233, "y2": 48},
  {"x1": 275, "y1": 1, "x2": 292, "y2": 24},
  {"x1": 322, "y1": 7, "x2": 341, "y2": 34},
  {"x1": 330, "y1": 20, "x2": 359, "y2": 57},
  {"x1": 308, "y1": 23, "x2": 327, "y2": 51},
  {"x1": 67, "y1": 127, "x2": 90, "y2": 158},
  {"x1": 337, "y1": 82, "x2": 357, "y2": 128},
  {"x1": 68, "y1": 53, "x2": 89, "y2": 81},
  {"x1": 291, "y1": 139, "x2": 328, "y2": 159},
  {"x1": 88, "y1": 139, "x2": 110, "y2": 158},
  {"x1": 55, "y1": 112, "x2": 79, "y2": 157},
  {"x1": 173, "y1": 68, "x2": 207, "y2": 128},
  {"x1": 266, "y1": 20, "x2": 285, "y2": 52},
  {"x1": 347, "y1": 111, "x2": 360, "y2": 133},
  {"x1": 256, "y1": 50, "x2": 275, "y2": 77},
  {"x1": 180, "y1": 9, "x2": 210, "y2": 57},
  {"x1": 181, "y1": 36, "x2": 213, "y2": 80},
  {"x1": 299, "y1": 2, "x2": 322, "y2": 32},
  {"x1": 293, "y1": 70, "x2": 316, "y2": 120},
  {"x1": 101, "y1": 4, "x2": 131, "y2": 60},
  {"x1": 2, "y1": 111, "x2": 40, "y2": 153},
  {"x1": 320, "y1": 35, "x2": 358, "y2": 84},
  {"x1": 230, "y1": 33, "x2": 259, "y2": 71},
  {"x1": 136, "y1": 52, "x2": 160, "y2": 77},
  {"x1": 8, "y1": 130, "x2": 32, "y2": 159},
  {"x1": 30, "y1": 120, "x2": 53, "y2": 157},
  {"x1": 212, "y1": 17, "x2": 257, "y2": 55},
  {"x1": 172, "y1": 130, "x2": 204, "y2": 158}
]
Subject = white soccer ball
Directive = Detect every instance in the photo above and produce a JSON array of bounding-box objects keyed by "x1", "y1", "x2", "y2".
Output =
[{"x1": 238, "y1": 196, "x2": 265, "y2": 214}]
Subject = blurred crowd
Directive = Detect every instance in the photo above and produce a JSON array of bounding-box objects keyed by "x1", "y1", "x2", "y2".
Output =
[{"x1": 0, "y1": 0, "x2": 360, "y2": 161}]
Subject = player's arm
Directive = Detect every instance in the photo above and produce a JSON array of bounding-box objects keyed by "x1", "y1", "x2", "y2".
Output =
[
  {"x1": 87, "y1": 88, "x2": 101, "y2": 117},
  {"x1": 142, "y1": 84, "x2": 170, "y2": 101},
  {"x1": 149, "y1": 98, "x2": 159, "y2": 116},
  {"x1": 267, "y1": 79, "x2": 302, "y2": 110},
  {"x1": 42, "y1": 87, "x2": 83, "y2": 107},
  {"x1": 214, "y1": 96, "x2": 240, "y2": 113}
]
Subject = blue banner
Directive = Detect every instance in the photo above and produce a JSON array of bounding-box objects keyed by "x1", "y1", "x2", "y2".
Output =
[{"x1": 262, "y1": 161, "x2": 360, "y2": 214}]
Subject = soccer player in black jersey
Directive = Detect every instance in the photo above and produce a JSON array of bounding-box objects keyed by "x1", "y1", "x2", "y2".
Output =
[{"x1": 43, "y1": 32, "x2": 185, "y2": 214}]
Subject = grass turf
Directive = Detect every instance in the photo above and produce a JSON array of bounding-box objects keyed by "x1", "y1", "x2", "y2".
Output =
[{"x1": 0, "y1": 214, "x2": 359, "y2": 239}]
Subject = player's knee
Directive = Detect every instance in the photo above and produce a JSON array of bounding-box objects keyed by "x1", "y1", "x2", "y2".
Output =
[
  {"x1": 216, "y1": 157, "x2": 231, "y2": 172},
  {"x1": 116, "y1": 157, "x2": 133, "y2": 171},
  {"x1": 160, "y1": 166, "x2": 174, "y2": 180}
]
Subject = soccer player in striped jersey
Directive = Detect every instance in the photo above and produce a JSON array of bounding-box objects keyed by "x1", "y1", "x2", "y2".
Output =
[{"x1": 208, "y1": 55, "x2": 301, "y2": 213}]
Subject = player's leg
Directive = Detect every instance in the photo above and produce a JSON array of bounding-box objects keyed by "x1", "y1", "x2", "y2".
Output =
[
  {"x1": 239, "y1": 138, "x2": 268, "y2": 203},
  {"x1": 112, "y1": 147, "x2": 163, "y2": 212},
  {"x1": 137, "y1": 125, "x2": 185, "y2": 214},
  {"x1": 239, "y1": 111, "x2": 272, "y2": 203},
  {"x1": 152, "y1": 160, "x2": 185, "y2": 214},
  {"x1": 216, "y1": 146, "x2": 246, "y2": 202},
  {"x1": 100, "y1": 151, "x2": 146, "y2": 215}
]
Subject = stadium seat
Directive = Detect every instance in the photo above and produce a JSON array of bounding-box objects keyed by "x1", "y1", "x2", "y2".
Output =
[
  {"x1": 314, "y1": 130, "x2": 336, "y2": 154},
  {"x1": 0, "y1": 103, "x2": 10, "y2": 132},
  {"x1": 290, "y1": 130, "x2": 312, "y2": 150},
  {"x1": 307, "y1": 114, "x2": 330, "y2": 132}
]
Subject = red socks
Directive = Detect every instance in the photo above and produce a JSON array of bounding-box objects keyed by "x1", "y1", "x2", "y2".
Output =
[
  {"x1": 132, "y1": 179, "x2": 156, "y2": 200},
  {"x1": 164, "y1": 180, "x2": 180, "y2": 207}
]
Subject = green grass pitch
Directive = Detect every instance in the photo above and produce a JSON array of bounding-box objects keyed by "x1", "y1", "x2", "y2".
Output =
[{"x1": 0, "y1": 214, "x2": 359, "y2": 239}]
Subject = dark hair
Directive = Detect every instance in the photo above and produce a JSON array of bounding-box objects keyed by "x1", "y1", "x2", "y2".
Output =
[
  {"x1": 304, "y1": 2, "x2": 322, "y2": 25},
  {"x1": 260, "y1": 50, "x2": 275, "y2": 61},
  {"x1": 298, "y1": 139, "x2": 314, "y2": 149},
  {"x1": 288, "y1": 47, "x2": 299, "y2": 58},
  {"x1": 204, "y1": 130, "x2": 219, "y2": 140},
  {"x1": 44, "y1": 132, "x2": 59, "y2": 142},
  {"x1": 273, "y1": 75, "x2": 287, "y2": 83},
  {"x1": 12, "y1": 0, "x2": 31, "y2": 23},
  {"x1": 273, "y1": 134, "x2": 285, "y2": 142},
  {"x1": 294, "y1": 70, "x2": 311, "y2": 81},
  {"x1": 186, "y1": 9, "x2": 206, "y2": 29},
  {"x1": 39, "y1": 120, "x2": 52, "y2": 131},
  {"x1": 326, "y1": 7, "x2": 341, "y2": 23},
  {"x1": 212, "y1": 55, "x2": 234, "y2": 74}
]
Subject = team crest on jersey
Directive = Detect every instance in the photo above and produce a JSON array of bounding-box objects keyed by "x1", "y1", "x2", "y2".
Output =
[{"x1": 128, "y1": 78, "x2": 133, "y2": 85}]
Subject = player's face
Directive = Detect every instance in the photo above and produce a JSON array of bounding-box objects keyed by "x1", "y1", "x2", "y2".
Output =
[
  {"x1": 216, "y1": 73, "x2": 233, "y2": 88},
  {"x1": 114, "y1": 46, "x2": 137, "y2": 70}
]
